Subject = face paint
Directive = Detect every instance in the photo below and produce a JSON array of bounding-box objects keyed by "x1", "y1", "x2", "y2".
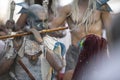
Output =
[
  {"x1": 27, "y1": 12, "x2": 48, "y2": 31},
  {"x1": 35, "y1": 19, "x2": 48, "y2": 31}
]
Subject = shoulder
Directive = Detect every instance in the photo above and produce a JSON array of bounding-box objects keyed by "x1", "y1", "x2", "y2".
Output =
[
  {"x1": 96, "y1": 1, "x2": 112, "y2": 12},
  {"x1": 58, "y1": 4, "x2": 71, "y2": 16}
]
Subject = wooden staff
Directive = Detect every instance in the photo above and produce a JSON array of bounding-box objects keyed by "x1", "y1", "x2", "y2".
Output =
[
  {"x1": 0, "y1": 27, "x2": 68, "y2": 40},
  {"x1": 10, "y1": 0, "x2": 15, "y2": 20},
  {"x1": 18, "y1": 59, "x2": 35, "y2": 80}
]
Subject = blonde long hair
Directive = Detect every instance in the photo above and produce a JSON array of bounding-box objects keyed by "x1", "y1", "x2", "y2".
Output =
[
  {"x1": 51, "y1": 0, "x2": 60, "y2": 16},
  {"x1": 71, "y1": 0, "x2": 97, "y2": 32}
]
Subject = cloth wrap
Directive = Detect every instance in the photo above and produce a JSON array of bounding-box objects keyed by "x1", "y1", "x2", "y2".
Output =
[{"x1": 14, "y1": 35, "x2": 65, "y2": 80}]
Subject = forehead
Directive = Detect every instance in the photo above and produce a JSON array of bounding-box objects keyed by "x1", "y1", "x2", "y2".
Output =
[
  {"x1": 29, "y1": 5, "x2": 47, "y2": 20},
  {"x1": 36, "y1": 11, "x2": 47, "y2": 20}
]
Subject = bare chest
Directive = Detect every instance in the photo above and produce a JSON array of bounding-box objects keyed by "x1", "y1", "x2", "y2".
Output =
[{"x1": 67, "y1": 4, "x2": 101, "y2": 30}]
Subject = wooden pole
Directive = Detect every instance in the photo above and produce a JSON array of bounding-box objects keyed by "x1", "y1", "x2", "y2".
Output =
[
  {"x1": 0, "y1": 27, "x2": 68, "y2": 40},
  {"x1": 18, "y1": 59, "x2": 35, "y2": 80},
  {"x1": 10, "y1": 0, "x2": 15, "y2": 20}
]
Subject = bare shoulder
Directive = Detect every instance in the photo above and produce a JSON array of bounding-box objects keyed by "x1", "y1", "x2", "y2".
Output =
[
  {"x1": 99, "y1": 4, "x2": 111, "y2": 14},
  {"x1": 58, "y1": 4, "x2": 71, "y2": 16},
  {"x1": 99, "y1": 4, "x2": 111, "y2": 20}
]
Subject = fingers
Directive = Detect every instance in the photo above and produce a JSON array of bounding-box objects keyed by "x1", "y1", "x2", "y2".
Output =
[{"x1": 29, "y1": 28, "x2": 43, "y2": 43}]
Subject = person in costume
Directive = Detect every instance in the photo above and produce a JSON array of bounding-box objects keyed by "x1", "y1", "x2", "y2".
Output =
[
  {"x1": 48, "y1": 0, "x2": 112, "y2": 72},
  {"x1": 15, "y1": 3, "x2": 66, "y2": 80},
  {"x1": 0, "y1": 3, "x2": 66, "y2": 80}
]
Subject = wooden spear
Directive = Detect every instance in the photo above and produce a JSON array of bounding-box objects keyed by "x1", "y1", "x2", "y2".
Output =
[{"x1": 0, "y1": 27, "x2": 68, "y2": 40}]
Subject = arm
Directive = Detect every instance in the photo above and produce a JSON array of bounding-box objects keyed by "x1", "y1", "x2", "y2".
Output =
[
  {"x1": 15, "y1": 14, "x2": 28, "y2": 31},
  {"x1": 46, "y1": 48, "x2": 63, "y2": 72},
  {"x1": 101, "y1": 11, "x2": 112, "y2": 46},
  {"x1": 48, "y1": 5, "x2": 71, "y2": 38}
]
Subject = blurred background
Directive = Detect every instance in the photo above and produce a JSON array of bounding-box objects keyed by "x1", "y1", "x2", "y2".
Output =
[{"x1": 0, "y1": 0, "x2": 120, "y2": 23}]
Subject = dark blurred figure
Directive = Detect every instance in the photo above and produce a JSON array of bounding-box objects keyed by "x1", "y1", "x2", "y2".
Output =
[{"x1": 111, "y1": 13, "x2": 120, "y2": 45}]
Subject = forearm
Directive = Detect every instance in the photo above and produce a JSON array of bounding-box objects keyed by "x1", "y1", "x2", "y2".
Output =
[
  {"x1": 101, "y1": 11, "x2": 112, "y2": 46},
  {"x1": 15, "y1": 14, "x2": 27, "y2": 31},
  {"x1": 48, "y1": 23, "x2": 67, "y2": 38},
  {"x1": 48, "y1": 30, "x2": 66, "y2": 38}
]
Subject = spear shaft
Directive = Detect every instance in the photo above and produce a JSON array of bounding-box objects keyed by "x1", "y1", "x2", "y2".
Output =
[
  {"x1": 0, "y1": 27, "x2": 68, "y2": 40},
  {"x1": 10, "y1": 1, "x2": 15, "y2": 20}
]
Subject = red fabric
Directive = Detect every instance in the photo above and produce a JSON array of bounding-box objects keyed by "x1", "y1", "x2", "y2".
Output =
[
  {"x1": 72, "y1": 34, "x2": 108, "y2": 80},
  {"x1": 57, "y1": 73, "x2": 64, "y2": 80}
]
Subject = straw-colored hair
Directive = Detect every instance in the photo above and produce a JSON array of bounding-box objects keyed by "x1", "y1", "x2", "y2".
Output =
[
  {"x1": 71, "y1": 0, "x2": 97, "y2": 33},
  {"x1": 51, "y1": 0, "x2": 60, "y2": 16}
]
